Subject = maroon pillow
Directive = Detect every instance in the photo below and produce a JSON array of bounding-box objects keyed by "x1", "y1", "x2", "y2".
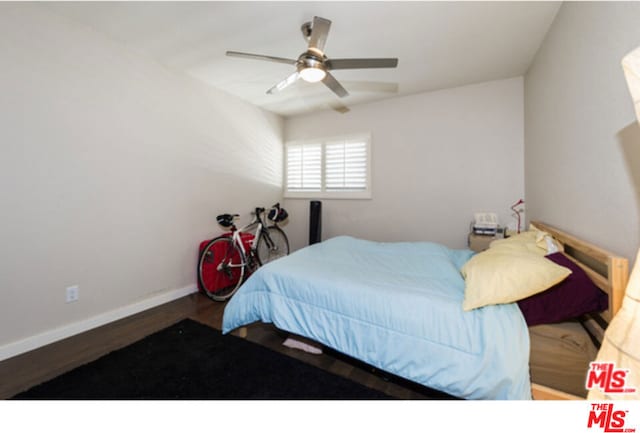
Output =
[{"x1": 517, "y1": 252, "x2": 608, "y2": 326}]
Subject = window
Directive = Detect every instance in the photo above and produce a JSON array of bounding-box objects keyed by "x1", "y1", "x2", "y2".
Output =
[
  {"x1": 286, "y1": 142, "x2": 322, "y2": 192},
  {"x1": 285, "y1": 133, "x2": 371, "y2": 199}
]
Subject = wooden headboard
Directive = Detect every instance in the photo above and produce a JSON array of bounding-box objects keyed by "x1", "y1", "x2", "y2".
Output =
[
  {"x1": 531, "y1": 221, "x2": 629, "y2": 323},
  {"x1": 529, "y1": 221, "x2": 630, "y2": 400}
]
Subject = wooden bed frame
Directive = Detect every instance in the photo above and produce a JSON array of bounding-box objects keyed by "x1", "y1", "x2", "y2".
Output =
[{"x1": 529, "y1": 221, "x2": 630, "y2": 400}]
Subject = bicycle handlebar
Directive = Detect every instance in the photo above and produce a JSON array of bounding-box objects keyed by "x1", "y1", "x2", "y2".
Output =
[
  {"x1": 250, "y1": 204, "x2": 279, "y2": 216},
  {"x1": 234, "y1": 204, "x2": 281, "y2": 219}
]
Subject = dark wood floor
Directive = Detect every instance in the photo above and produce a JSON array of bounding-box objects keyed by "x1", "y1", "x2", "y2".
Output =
[{"x1": 0, "y1": 292, "x2": 432, "y2": 399}]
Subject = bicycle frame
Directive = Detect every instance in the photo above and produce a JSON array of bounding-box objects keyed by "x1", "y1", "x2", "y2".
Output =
[{"x1": 229, "y1": 207, "x2": 275, "y2": 261}]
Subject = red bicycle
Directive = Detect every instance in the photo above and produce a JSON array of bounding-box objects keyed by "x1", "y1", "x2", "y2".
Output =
[{"x1": 197, "y1": 203, "x2": 289, "y2": 301}]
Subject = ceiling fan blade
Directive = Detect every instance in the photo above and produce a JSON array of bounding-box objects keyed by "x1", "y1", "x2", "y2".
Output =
[
  {"x1": 325, "y1": 58, "x2": 399, "y2": 70},
  {"x1": 308, "y1": 16, "x2": 331, "y2": 54},
  {"x1": 226, "y1": 51, "x2": 297, "y2": 66},
  {"x1": 266, "y1": 72, "x2": 300, "y2": 95},
  {"x1": 322, "y1": 72, "x2": 349, "y2": 98}
]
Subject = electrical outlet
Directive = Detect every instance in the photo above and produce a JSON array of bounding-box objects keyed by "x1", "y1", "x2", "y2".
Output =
[{"x1": 66, "y1": 285, "x2": 79, "y2": 303}]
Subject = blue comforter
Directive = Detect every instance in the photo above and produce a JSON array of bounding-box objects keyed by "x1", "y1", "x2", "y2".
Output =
[{"x1": 222, "y1": 236, "x2": 531, "y2": 400}]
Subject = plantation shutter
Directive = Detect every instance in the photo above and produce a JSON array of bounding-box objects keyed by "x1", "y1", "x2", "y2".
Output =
[
  {"x1": 285, "y1": 133, "x2": 371, "y2": 198},
  {"x1": 286, "y1": 143, "x2": 322, "y2": 192},
  {"x1": 325, "y1": 139, "x2": 368, "y2": 192}
]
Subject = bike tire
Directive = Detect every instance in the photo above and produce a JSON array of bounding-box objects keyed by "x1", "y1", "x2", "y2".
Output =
[
  {"x1": 198, "y1": 236, "x2": 246, "y2": 301},
  {"x1": 256, "y1": 226, "x2": 290, "y2": 266}
]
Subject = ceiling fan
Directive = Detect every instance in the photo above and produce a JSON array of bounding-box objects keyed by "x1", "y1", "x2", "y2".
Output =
[{"x1": 226, "y1": 16, "x2": 398, "y2": 103}]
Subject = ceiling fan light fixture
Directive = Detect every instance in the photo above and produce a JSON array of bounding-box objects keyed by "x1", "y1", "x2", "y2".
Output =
[{"x1": 299, "y1": 66, "x2": 326, "y2": 83}]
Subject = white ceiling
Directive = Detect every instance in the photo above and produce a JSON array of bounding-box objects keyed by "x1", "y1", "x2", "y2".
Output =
[{"x1": 41, "y1": 1, "x2": 561, "y2": 118}]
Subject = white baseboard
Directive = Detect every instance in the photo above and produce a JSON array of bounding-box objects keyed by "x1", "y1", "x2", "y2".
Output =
[{"x1": 0, "y1": 284, "x2": 199, "y2": 362}]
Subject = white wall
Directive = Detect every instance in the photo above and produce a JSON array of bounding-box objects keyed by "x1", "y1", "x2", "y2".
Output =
[
  {"x1": 0, "y1": 4, "x2": 283, "y2": 358},
  {"x1": 524, "y1": 2, "x2": 640, "y2": 263},
  {"x1": 283, "y1": 77, "x2": 525, "y2": 252}
]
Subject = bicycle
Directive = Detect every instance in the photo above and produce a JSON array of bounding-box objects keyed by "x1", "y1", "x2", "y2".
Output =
[{"x1": 197, "y1": 203, "x2": 290, "y2": 301}]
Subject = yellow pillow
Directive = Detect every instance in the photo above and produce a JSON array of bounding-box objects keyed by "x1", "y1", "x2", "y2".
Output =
[
  {"x1": 461, "y1": 249, "x2": 572, "y2": 311},
  {"x1": 489, "y1": 231, "x2": 547, "y2": 255},
  {"x1": 489, "y1": 229, "x2": 563, "y2": 255}
]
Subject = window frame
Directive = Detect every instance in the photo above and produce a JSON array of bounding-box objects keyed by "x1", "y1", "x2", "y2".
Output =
[{"x1": 284, "y1": 132, "x2": 372, "y2": 200}]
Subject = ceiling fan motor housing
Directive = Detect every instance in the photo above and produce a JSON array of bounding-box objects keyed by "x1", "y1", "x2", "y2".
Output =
[
  {"x1": 297, "y1": 52, "x2": 325, "y2": 72},
  {"x1": 297, "y1": 52, "x2": 327, "y2": 82}
]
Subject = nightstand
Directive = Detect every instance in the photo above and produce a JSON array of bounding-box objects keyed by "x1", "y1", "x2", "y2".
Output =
[{"x1": 468, "y1": 233, "x2": 497, "y2": 252}]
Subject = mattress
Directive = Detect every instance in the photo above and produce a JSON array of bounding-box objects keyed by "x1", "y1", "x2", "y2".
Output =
[
  {"x1": 223, "y1": 236, "x2": 532, "y2": 400},
  {"x1": 528, "y1": 320, "x2": 598, "y2": 397}
]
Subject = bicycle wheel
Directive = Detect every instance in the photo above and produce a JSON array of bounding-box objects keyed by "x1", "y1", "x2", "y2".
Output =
[
  {"x1": 256, "y1": 226, "x2": 290, "y2": 265},
  {"x1": 198, "y1": 237, "x2": 246, "y2": 301}
]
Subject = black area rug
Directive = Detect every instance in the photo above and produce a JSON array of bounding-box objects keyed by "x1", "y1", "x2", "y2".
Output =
[{"x1": 13, "y1": 319, "x2": 392, "y2": 400}]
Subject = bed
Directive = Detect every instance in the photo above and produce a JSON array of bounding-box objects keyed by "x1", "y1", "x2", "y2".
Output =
[{"x1": 221, "y1": 221, "x2": 629, "y2": 400}]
